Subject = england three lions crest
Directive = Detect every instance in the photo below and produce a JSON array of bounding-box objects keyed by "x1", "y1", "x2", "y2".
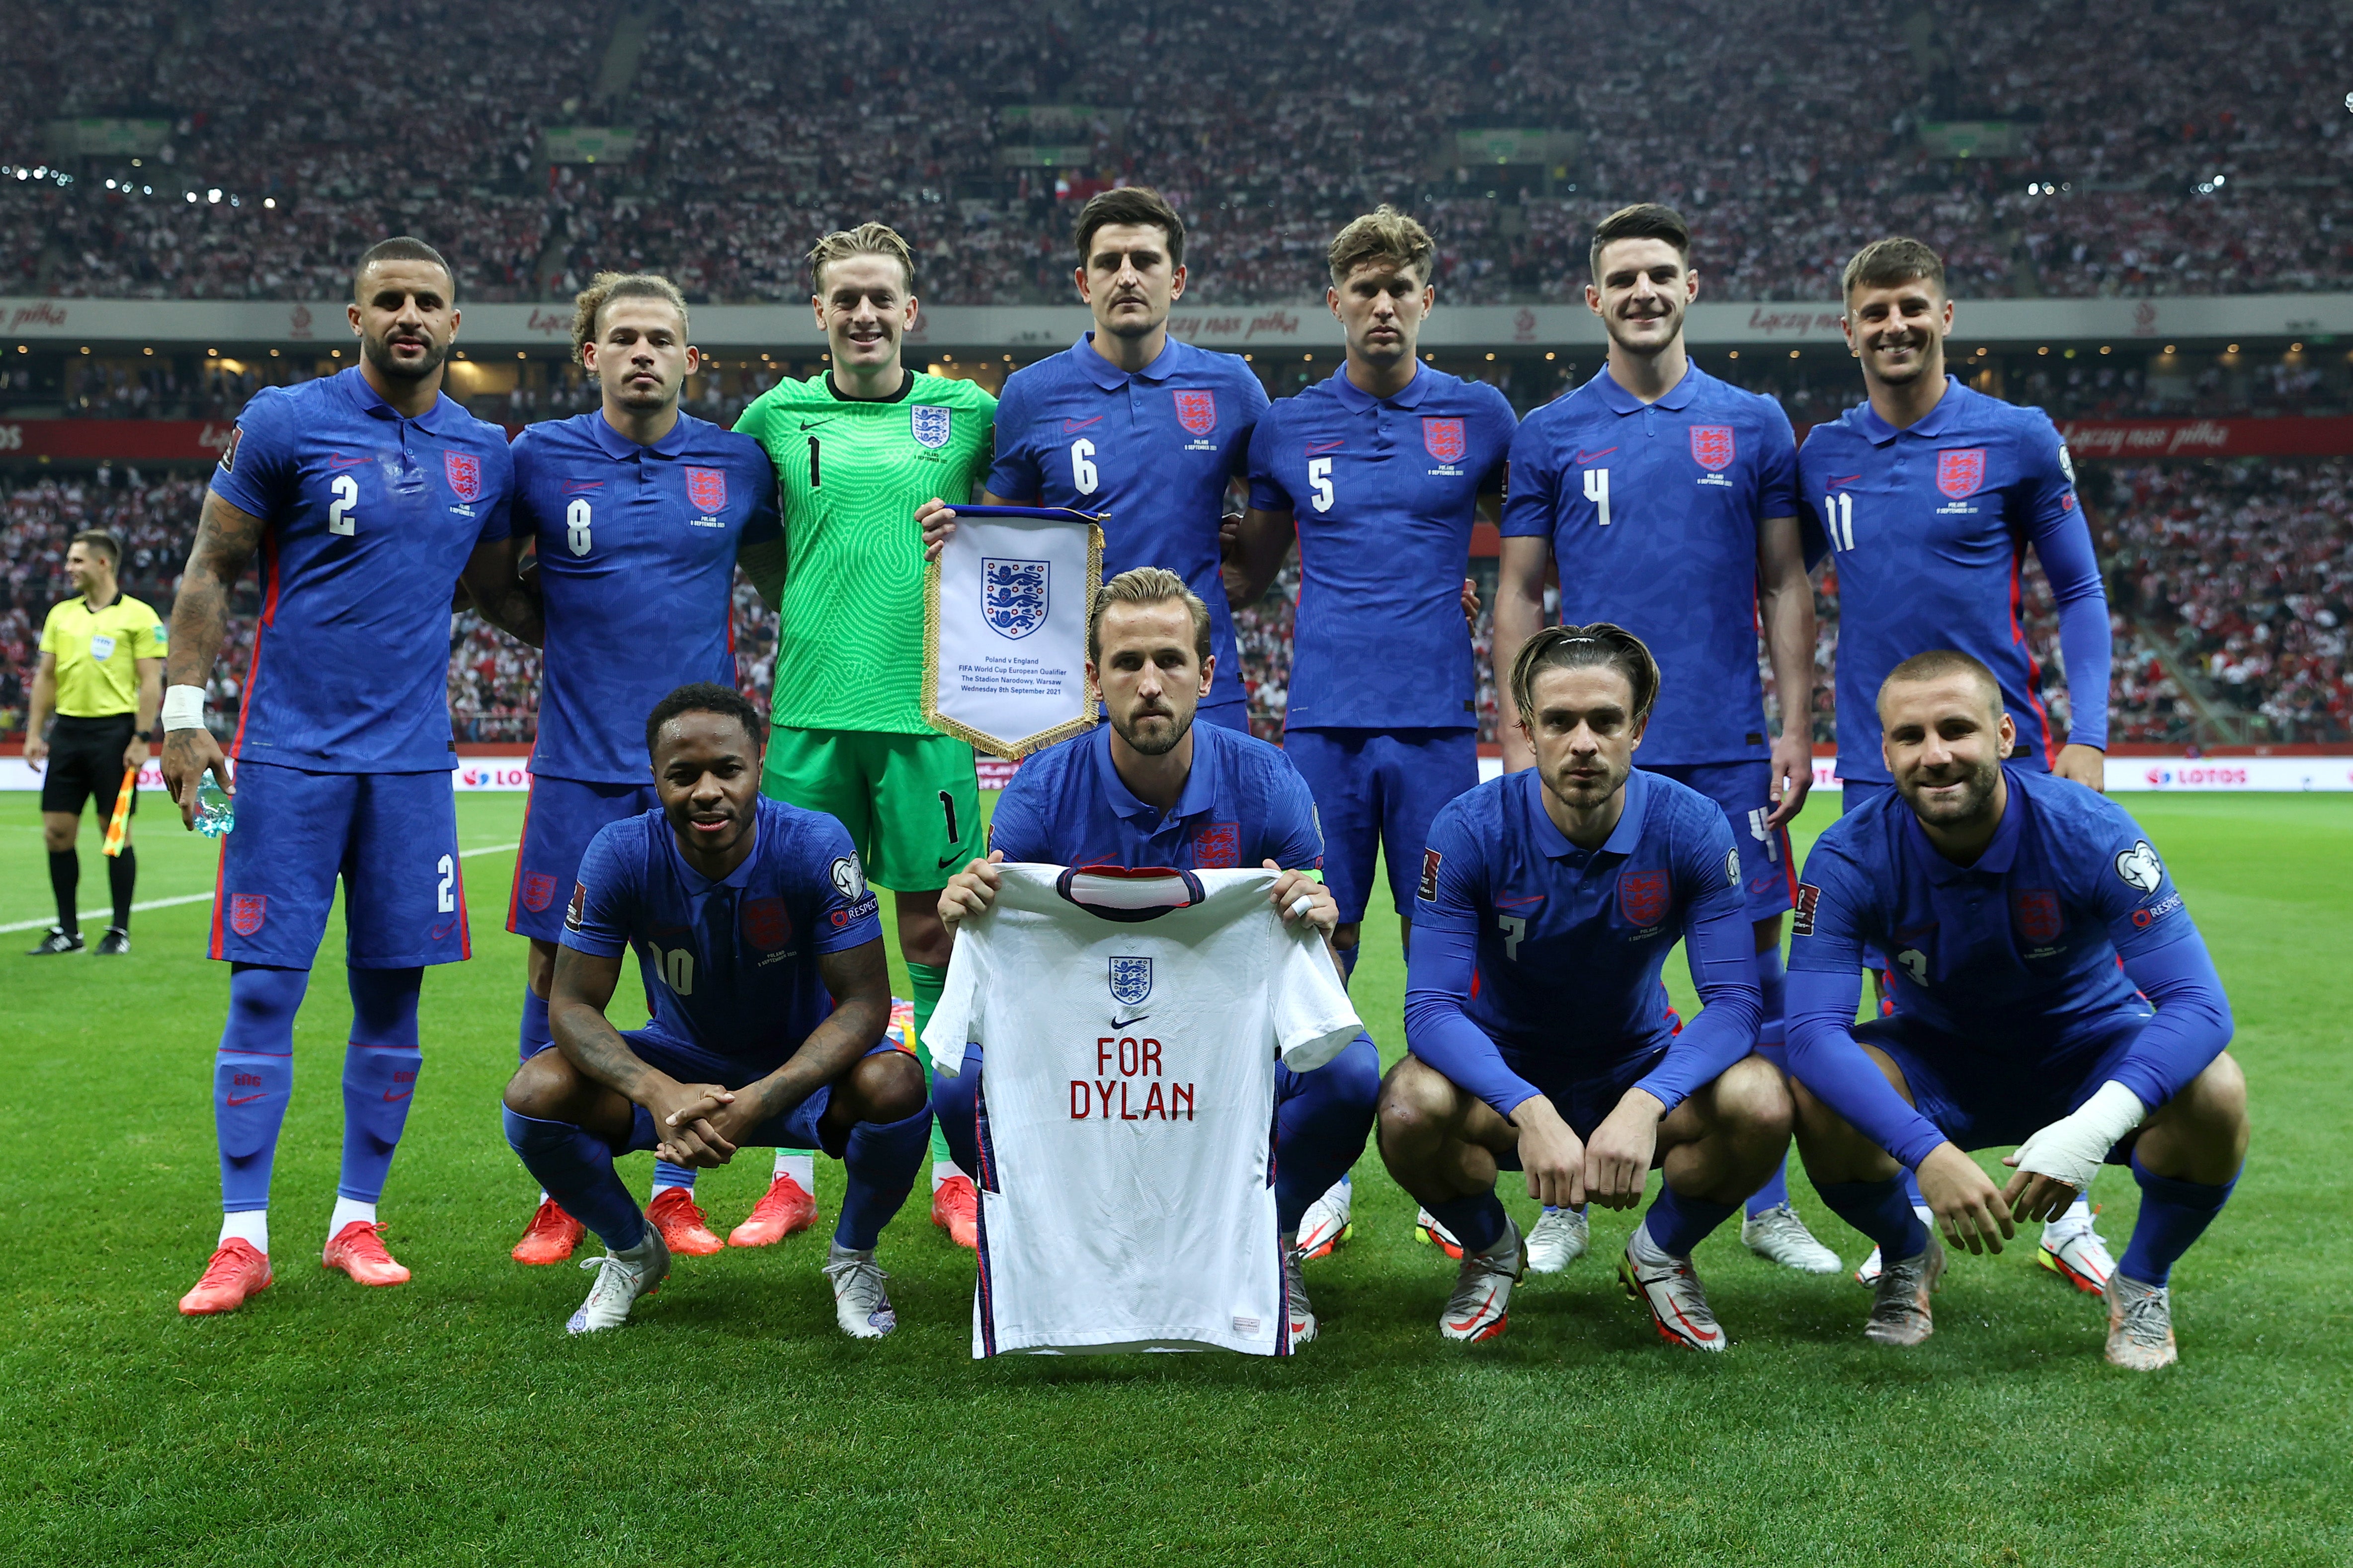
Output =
[
  {"x1": 685, "y1": 466, "x2": 727, "y2": 514},
  {"x1": 1422, "y1": 417, "x2": 1466, "y2": 463},
  {"x1": 911, "y1": 405, "x2": 953, "y2": 449},
  {"x1": 1937, "y1": 448, "x2": 1986, "y2": 499},
  {"x1": 444, "y1": 451, "x2": 483, "y2": 504},
  {"x1": 981, "y1": 557, "x2": 1050, "y2": 640},
  {"x1": 1689, "y1": 425, "x2": 1735, "y2": 471},
  {"x1": 1109, "y1": 956, "x2": 1153, "y2": 1007},
  {"x1": 1173, "y1": 390, "x2": 1217, "y2": 436}
]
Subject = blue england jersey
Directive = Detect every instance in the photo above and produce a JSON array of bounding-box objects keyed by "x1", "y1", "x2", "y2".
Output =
[
  {"x1": 986, "y1": 334, "x2": 1268, "y2": 716},
  {"x1": 1406, "y1": 767, "x2": 1760, "y2": 1115},
  {"x1": 1796, "y1": 377, "x2": 2110, "y2": 784},
  {"x1": 561, "y1": 796, "x2": 884, "y2": 1078},
  {"x1": 987, "y1": 720, "x2": 1323, "y2": 872},
  {"x1": 511, "y1": 410, "x2": 780, "y2": 784},
  {"x1": 207, "y1": 367, "x2": 513, "y2": 773},
  {"x1": 1245, "y1": 363, "x2": 1514, "y2": 732},
  {"x1": 1500, "y1": 364, "x2": 1798, "y2": 765}
]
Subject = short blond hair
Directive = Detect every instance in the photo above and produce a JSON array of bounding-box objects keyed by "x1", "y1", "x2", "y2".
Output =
[
  {"x1": 1088, "y1": 567, "x2": 1212, "y2": 666},
  {"x1": 807, "y1": 222, "x2": 916, "y2": 296},
  {"x1": 1328, "y1": 205, "x2": 1436, "y2": 288},
  {"x1": 569, "y1": 271, "x2": 689, "y2": 368}
]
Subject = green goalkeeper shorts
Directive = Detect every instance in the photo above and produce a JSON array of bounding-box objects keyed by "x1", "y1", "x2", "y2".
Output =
[{"x1": 761, "y1": 726, "x2": 988, "y2": 893}]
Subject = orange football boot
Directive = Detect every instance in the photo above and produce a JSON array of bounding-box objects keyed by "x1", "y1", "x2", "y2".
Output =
[
  {"x1": 931, "y1": 1175, "x2": 979, "y2": 1249},
  {"x1": 511, "y1": 1197, "x2": 585, "y2": 1264},
  {"x1": 648, "y1": 1186, "x2": 725, "y2": 1255},
  {"x1": 728, "y1": 1173, "x2": 818, "y2": 1247},
  {"x1": 324, "y1": 1220, "x2": 412, "y2": 1286},
  {"x1": 179, "y1": 1239, "x2": 273, "y2": 1316}
]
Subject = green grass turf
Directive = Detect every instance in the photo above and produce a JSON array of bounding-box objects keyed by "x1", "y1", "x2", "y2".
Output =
[{"x1": 3, "y1": 788, "x2": 2349, "y2": 1565}]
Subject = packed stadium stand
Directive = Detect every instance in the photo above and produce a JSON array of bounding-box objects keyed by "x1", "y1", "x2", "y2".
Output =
[{"x1": 2, "y1": 0, "x2": 2347, "y2": 305}]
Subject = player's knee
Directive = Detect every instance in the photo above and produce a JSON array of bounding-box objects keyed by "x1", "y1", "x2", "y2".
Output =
[
  {"x1": 1375, "y1": 1058, "x2": 1453, "y2": 1155},
  {"x1": 2180, "y1": 1051, "x2": 2250, "y2": 1139},
  {"x1": 502, "y1": 1048, "x2": 579, "y2": 1120},
  {"x1": 853, "y1": 1049, "x2": 928, "y2": 1124},
  {"x1": 1332, "y1": 923, "x2": 1361, "y2": 952},
  {"x1": 1717, "y1": 1055, "x2": 1794, "y2": 1143}
]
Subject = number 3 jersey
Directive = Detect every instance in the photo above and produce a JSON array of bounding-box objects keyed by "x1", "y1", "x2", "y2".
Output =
[
  {"x1": 207, "y1": 367, "x2": 514, "y2": 773},
  {"x1": 922, "y1": 864, "x2": 1363, "y2": 1358}
]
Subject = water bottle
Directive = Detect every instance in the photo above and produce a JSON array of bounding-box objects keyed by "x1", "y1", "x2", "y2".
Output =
[{"x1": 195, "y1": 768, "x2": 236, "y2": 838}]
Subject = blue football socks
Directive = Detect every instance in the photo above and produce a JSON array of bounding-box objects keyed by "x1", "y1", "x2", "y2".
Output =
[
  {"x1": 1817, "y1": 1176, "x2": 1930, "y2": 1261},
  {"x1": 216, "y1": 963, "x2": 307, "y2": 1214},
  {"x1": 503, "y1": 1107, "x2": 647, "y2": 1251},
  {"x1": 1645, "y1": 1183, "x2": 1738, "y2": 1257},
  {"x1": 1274, "y1": 1033, "x2": 1379, "y2": 1235},
  {"x1": 517, "y1": 984, "x2": 551, "y2": 1064},
  {"x1": 1423, "y1": 1190, "x2": 1510, "y2": 1256},
  {"x1": 2117, "y1": 1150, "x2": 2238, "y2": 1287},
  {"x1": 835, "y1": 1102, "x2": 932, "y2": 1252},
  {"x1": 338, "y1": 966, "x2": 423, "y2": 1204}
]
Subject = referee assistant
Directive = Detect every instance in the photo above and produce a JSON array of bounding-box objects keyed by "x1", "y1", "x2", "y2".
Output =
[{"x1": 25, "y1": 530, "x2": 165, "y2": 956}]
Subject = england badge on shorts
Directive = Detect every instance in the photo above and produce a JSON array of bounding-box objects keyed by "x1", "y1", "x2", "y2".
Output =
[
  {"x1": 229, "y1": 893, "x2": 268, "y2": 937},
  {"x1": 1109, "y1": 956, "x2": 1153, "y2": 1007},
  {"x1": 520, "y1": 872, "x2": 556, "y2": 913},
  {"x1": 981, "y1": 557, "x2": 1049, "y2": 640},
  {"x1": 912, "y1": 405, "x2": 953, "y2": 449}
]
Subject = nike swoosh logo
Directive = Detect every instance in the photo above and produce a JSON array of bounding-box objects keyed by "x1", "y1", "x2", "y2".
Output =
[
  {"x1": 1828, "y1": 473, "x2": 1862, "y2": 488},
  {"x1": 1574, "y1": 447, "x2": 1618, "y2": 464},
  {"x1": 1304, "y1": 439, "x2": 1345, "y2": 455},
  {"x1": 1062, "y1": 416, "x2": 1103, "y2": 433},
  {"x1": 224, "y1": 1094, "x2": 268, "y2": 1106},
  {"x1": 561, "y1": 479, "x2": 605, "y2": 494},
  {"x1": 382, "y1": 1090, "x2": 413, "y2": 1103},
  {"x1": 1110, "y1": 1014, "x2": 1149, "y2": 1029},
  {"x1": 327, "y1": 455, "x2": 371, "y2": 470},
  {"x1": 937, "y1": 853, "x2": 965, "y2": 870},
  {"x1": 800, "y1": 418, "x2": 840, "y2": 432}
]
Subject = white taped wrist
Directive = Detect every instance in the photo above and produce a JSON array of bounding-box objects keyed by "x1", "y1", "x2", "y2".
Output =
[
  {"x1": 2014, "y1": 1080, "x2": 2145, "y2": 1192},
  {"x1": 161, "y1": 685, "x2": 209, "y2": 732}
]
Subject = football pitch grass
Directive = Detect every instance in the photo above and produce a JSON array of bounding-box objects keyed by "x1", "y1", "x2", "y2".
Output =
[{"x1": 3, "y1": 788, "x2": 2348, "y2": 1566}]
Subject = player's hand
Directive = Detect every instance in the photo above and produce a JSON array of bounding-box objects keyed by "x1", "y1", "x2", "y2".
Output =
[
  {"x1": 1765, "y1": 729, "x2": 1812, "y2": 829},
  {"x1": 647, "y1": 1081, "x2": 739, "y2": 1168},
  {"x1": 917, "y1": 496, "x2": 958, "y2": 564},
  {"x1": 22, "y1": 732, "x2": 45, "y2": 770},
  {"x1": 162, "y1": 726, "x2": 229, "y2": 830},
  {"x1": 1585, "y1": 1088, "x2": 1664, "y2": 1209},
  {"x1": 2055, "y1": 744, "x2": 2106, "y2": 793},
  {"x1": 1264, "y1": 860, "x2": 1337, "y2": 939},
  {"x1": 1997, "y1": 1164, "x2": 2082, "y2": 1226},
  {"x1": 1218, "y1": 509, "x2": 1243, "y2": 562},
  {"x1": 1460, "y1": 577, "x2": 1481, "y2": 630},
  {"x1": 1916, "y1": 1142, "x2": 2013, "y2": 1255},
  {"x1": 939, "y1": 850, "x2": 1004, "y2": 929},
  {"x1": 1511, "y1": 1094, "x2": 1586, "y2": 1209}
]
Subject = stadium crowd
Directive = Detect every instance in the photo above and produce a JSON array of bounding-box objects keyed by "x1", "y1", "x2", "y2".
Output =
[
  {"x1": 3, "y1": 0, "x2": 2345, "y2": 306},
  {"x1": 6, "y1": 458, "x2": 2345, "y2": 749}
]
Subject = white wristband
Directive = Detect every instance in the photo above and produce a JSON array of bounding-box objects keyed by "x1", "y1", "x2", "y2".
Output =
[
  {"x1": 161, "y1": 685, "x2": 209, "y2": 732},
  {"x1": 2013, "y1": 1080, "x2": 2145, "y2": 1193}
]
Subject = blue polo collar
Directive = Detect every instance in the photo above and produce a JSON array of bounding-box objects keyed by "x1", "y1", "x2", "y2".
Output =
[
  {"x1": 1854, "y1": 374, "x2": 1964, "y2": 446},
  {"x1": 1523, "y1": 765, "x2": 1650, "y2": 859},
  {"x1": 1091, "y1": 720, "x2": 1220, "y2": 825},
  {"x1": 588, "y1": 407, "x2": 691, "y2": 460},
  {"x1": 1074, "y1": 331, "x2": 1184, "y2": 390},
  {"x1": 1593, "y1": 361, "x2": 1704, "y2": 416},
  {"x1": 1327, "y1": 360, "x2": 1432, "y2": 412},
  {"x1": 341, "y1": 365, "x2": 462, "y2": 434}
]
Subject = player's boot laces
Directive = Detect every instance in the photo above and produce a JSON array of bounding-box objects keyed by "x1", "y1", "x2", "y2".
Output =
[
  {"x1": 2037, "y1": 1221, "x2": 2116, "y2": 1296},
  {"x1": 1525, "y1": 1206, "x2": 1589, "y2": 1273},
  {"x1": 1296, "y1": 1178, "x2": 1353, "y2": 1260},
  {"x1": 323, "y1": 1220, "x2": 412, "y2": 1287},
  {"x1": 512, "y1": 1197, "x2": 584, "y2": 1265},
  {"x1": 2105, "y1": 1274, "x2": 2178, "y2": 1371},
  {"x1": 1620, "y1": 1222, "x2": 1728, "y2": 1351},
  {"x1": 1439, "y1": 1218, "x2": 1524, "y2": 1342},
  {"x1": 824, "y1": 1248, "x2": 897, "y2": 1339},
  {"x1": 729, "y1": 1173, "x2": 818, "y2": 1247},
  {"x1": 1865, "y1": 1234, "x2": 1945, "y2": 1347},
  {"x1": 1742, "y1": 1204, "x2": 1843, "y2": 1274},
  {"x1": 567, "y1": 1231, "x2": 669, "y2": 1335}
]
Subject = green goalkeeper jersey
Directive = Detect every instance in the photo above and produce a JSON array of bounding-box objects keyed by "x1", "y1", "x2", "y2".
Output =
[{"x1": 735, "y1": 371, "x2": 997, "y2": 733}]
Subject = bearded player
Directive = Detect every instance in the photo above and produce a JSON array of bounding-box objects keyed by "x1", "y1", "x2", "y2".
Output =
[
  {"x1": 502, "y1": 271, "x2": 785, "y2": 1266},
  {"x1": 732, "y1": 224, "x2": 997, "y2": 1247},
  {"x1": 1493, "y1": 203, "x2": 1839, "y2": 1278},
  {"x1": 1799, "y1": 237, "x2": 2117, "y2": 1291},
  {"x1": 164, "y1": 238, "x2": 535, "y2": 1315}
]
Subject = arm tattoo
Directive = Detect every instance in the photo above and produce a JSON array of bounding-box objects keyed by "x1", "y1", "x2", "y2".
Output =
[{"x1": 168, "y1": 491, "x2": 266, "y2": 690}]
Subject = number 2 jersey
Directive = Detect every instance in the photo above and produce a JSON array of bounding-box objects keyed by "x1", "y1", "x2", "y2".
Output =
[
  {"x1": 207, "y1": 367, "x2": 514, "y2": 773},
  {"x1": 922, "y1": 864, "x2": 1362, "y2": 1357}
]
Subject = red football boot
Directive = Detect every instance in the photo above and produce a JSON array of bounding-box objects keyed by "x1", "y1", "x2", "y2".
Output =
[
  {"x1": 648, "y1": 1186, "x2": 725, "y2": 1256},
  {"x1": 511, "y1": 1197, "x2": 585, "y2": 1264},
  {"x1": 323, "y1": 1221, "x2": 412, "y2": 1287},
  {"x1": 179, "y1": 1240, "x2": 272, "y2": 1316},
  {"x1": 728, "y1": 1173, "x2": 818, "y2": 1247},
  {"x1": 930, "y1": 1175, "x2": 979, "y2": 1249}
]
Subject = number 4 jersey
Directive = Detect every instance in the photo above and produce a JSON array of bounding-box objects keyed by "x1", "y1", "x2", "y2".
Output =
[{"x1": 922, "y1": 864, "x2": 1363, "y2": 1357}]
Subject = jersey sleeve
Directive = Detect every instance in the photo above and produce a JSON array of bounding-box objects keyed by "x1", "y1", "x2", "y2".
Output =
[
  {"x1": 558, "y1": 822, "x2": 639, "y2": 958},
  {"x1": 1635, "y1": 809, "x2": 1762, "y2": 1113},
  {"x1": 1269, "y1": 914, "x2": 1363, "y2": 1071},
  {"x1": 983, "y1": 373, "x2": 1043, "y2": 501},
  {"x1": 1261, "y1": 753, "x2": 1326, "y2": 872},
  {"x1": 1497, "y1": 416, "x2": 1558, "y2": 539},
  {"x1": 128, "y1": 602, "x2": 167, "y2": 660},
  {"x1": 36, "y1": 603, "x2": 61, "y2": 655},
  {"x1": 1756, "y1": 401, "x2": 1799, "y2": 520},
  {"x1": 2019, "y1": 413, "x2": 2111, "y2": 750},
  {"x1": 1785, "y1": 835, "x2": 1874, "y2": 977},
  {"x1": 1404, "y1": 802, "x2": 1543, "y2": 1118},
  {"x1": 1245, "y1": 404, "x2": 1295, "y2": 513},
  {"x1": 807, "y1": 819, "x2": 884, "y2": 954},
  {"x1": 2081, "y1": 800, "x2": 2196, "y2": 961},
  {"x1": 208, "y1": 387, "x2": 299, "y2": 520},
  {"x1": 921, "y1": 928, "x2": 989, "y2": 1076},
  {"x1": 737, "y1": 445, "x2": 783, "y2": 548},
  {"x1": 1792, "y1": 432, "x2": 1834, "y2": 573},
  {"x1": 473, "y1": 437, "x2": 516, "y2": 547},
  {"x1": 1476, "y1": 385, "x2": 1518, "y2": 497},
  {"x1": 1226, "y1": 367, "x2": 1271, "y2": 478},
  {"x1": 984, "y1": 765, "x2": 1055, "y2": 863}
]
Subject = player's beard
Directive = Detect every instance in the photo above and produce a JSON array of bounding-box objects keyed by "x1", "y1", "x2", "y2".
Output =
[
  {"x1": 364, "y1": 328, "x2": 450, "y2": 384},
  {"x1": 1112, "y1": 704, "x2": 1190, "y2": 758},
  {"x1": 1900, "y1": 751, "x2": 1999, "y2": 829},
  {"x1": 1606, "y1": 298, "x2": 1682, "y2": 357}
]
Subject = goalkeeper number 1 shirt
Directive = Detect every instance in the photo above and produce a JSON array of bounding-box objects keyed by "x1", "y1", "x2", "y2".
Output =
[{"x1": 923, "y1": 864, "x2": 1362, "y2": 1357}]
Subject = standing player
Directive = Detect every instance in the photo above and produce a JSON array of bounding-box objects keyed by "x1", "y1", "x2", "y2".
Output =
[
  {"x1": 1786, "y1": 652, "x2": 2243, "y2": 1369},
  {"x1": 1227, "y1": 206, "x2": 1514, "y2": 1255},
  {"x1": 1493, "y1": 203, "x2": 1838, "y2": 1276},
  {"x1": 163, "y1": 237, "x2": 534, "y2": 1316},
  {"x1": 502, "y1": 685, "x2": 930, "y2": 1337},
  {"x1": 503, "y1": 272, "x2": 784, "y2": 1266},
  {"x1": 1799, "y1": 236, "x2": 2117, "y2": 1288},
  {"x1": 1381, "y1": 626, "x2": 1785, "y2": 1346},
  {"x1": 731, "y1": 225, "x2": 996, "y2": 1247},
  {"x1": 919, "y1": 186, "x2": 1269, "y2": 733},
  {"x1": 933, "y1": 569, "x2": 1380, "y2": 1346},
  {"x1": 24, "y1": 530, "x2": 164, "y2": 956}
]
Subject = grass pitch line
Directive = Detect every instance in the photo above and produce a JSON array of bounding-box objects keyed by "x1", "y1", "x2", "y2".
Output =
[{"x1": 0, "y1": 841, "x2": 519, "y2": 934}]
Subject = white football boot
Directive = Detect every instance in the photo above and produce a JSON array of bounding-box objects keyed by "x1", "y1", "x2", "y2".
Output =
[
  {"x1": 1283, "y1": 1240, "x2": 1318, "y2": 1346},
  {"x1": 1438, "y1": 1217, "x2": 1525, "y2": 1342},
  {"x1": 2038, "y1": 1198, "x2": 2118, "y2": 1296},
  {"x1": 2104, "y1": 1273, "x2": 2178, "y2": 1370},
  {"x1": 1619, "y1": 1219, "x2": 1728, "y2": 1351},
  {"x1": 565, "y1": 1226, "x2": 670, "y2": 1334},
  {"x1": 1295, "y1": 1176, "x2": 1353, "y2": 1260},
  {"x1": 824, "y1": 1244, "x2": 897, "y2": 1339},
  {"x1": 1524, "y1": 1205, "x2": 1590, "y2": 1273},
  {"x1": 1741, "y1": 1204, "x2": 1843, "y2": 1274},
  {"x1": 1415, "y1": 1205, "x2": 1466, "y2": 1259}
]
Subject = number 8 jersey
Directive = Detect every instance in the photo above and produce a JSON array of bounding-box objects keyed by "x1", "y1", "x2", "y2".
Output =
[{"x1": 208, "y1": 367, "x2": 514, "y2": 772}]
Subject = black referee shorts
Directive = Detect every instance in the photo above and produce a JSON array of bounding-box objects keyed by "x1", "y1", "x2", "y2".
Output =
[{"x1": 40, "y1": 713, "x2": 139, "y2": 820}]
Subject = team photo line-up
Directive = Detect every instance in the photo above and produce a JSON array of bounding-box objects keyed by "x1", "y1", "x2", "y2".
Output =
[{"x1": 129, "y1": 185, "x2": 2242, "y2": 1368}]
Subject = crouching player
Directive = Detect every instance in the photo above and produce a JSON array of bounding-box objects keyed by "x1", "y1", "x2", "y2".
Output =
[
  {"x1": 1380, "y1": 626, "x2": 1788, "y2": 1347},
  {"x1": 501, "y1": 685, "x2": 931, "y2": 1336},
  {"x1": 1786, "y1": 651, "x2": 2244, "y2": 1369}
]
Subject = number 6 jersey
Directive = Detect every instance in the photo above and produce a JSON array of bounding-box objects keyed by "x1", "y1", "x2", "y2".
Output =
[{"x1": 923, "y1": 864, "x2": 1362, "y2": 1358}]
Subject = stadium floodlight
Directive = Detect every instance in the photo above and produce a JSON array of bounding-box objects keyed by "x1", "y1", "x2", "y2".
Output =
[{"x1": 207, "y1": 188, "x2": 222, "y2": 203}]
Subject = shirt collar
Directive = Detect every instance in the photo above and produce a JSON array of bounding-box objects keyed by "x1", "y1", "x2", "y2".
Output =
[
  {"x1": 1521, "y1": 765, "x2": 1650, "y2": 859},
  {"x1": 1073, "y1": 331, "x2": 1181, "y2": 390},
  {"x1": 1854, "y1": 374, "x2": 1963, "y2": 446},
  {"x1": 1906, "y1": 765, "x2": 2026, "y2": 880},
  {"x1": 1593, "y1": 361, "x2": 1702, "y2": 416},
  {"x1": 588, "y1": 408, "x2": 691, "y2": 461},
  {"x1": 1090, "y1": 720, "x2": 1219, "y2": 826},
  {"x1": 341, "y1": 365, "x2": 458, "y2": 434},
  {"x1": 1326, "y1": 360, "x2": 1432, "y2": 412}
]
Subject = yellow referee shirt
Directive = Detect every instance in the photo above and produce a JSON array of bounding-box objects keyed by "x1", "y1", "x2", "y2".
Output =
[{"x1": 38, "y1": 593, "x2": 167, "y2": 717}]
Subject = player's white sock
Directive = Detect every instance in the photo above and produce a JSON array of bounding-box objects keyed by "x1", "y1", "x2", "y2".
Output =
[
  {"x1": 774, "y1": 1152, "x2": 815, "y2": 1189},
  {"x1": 932, "y1": 1160, "x2": 968, "y2": 1191},
  {"x1": 650, "y1": 1179, "x2": 692, "y2": 1200},
  {"x1": 327, "y1": 1197, "x2": 377, "y2": 1240},
  {"x1": 220, "y1": 1210, "x2": 269, "y2": 1254}
]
